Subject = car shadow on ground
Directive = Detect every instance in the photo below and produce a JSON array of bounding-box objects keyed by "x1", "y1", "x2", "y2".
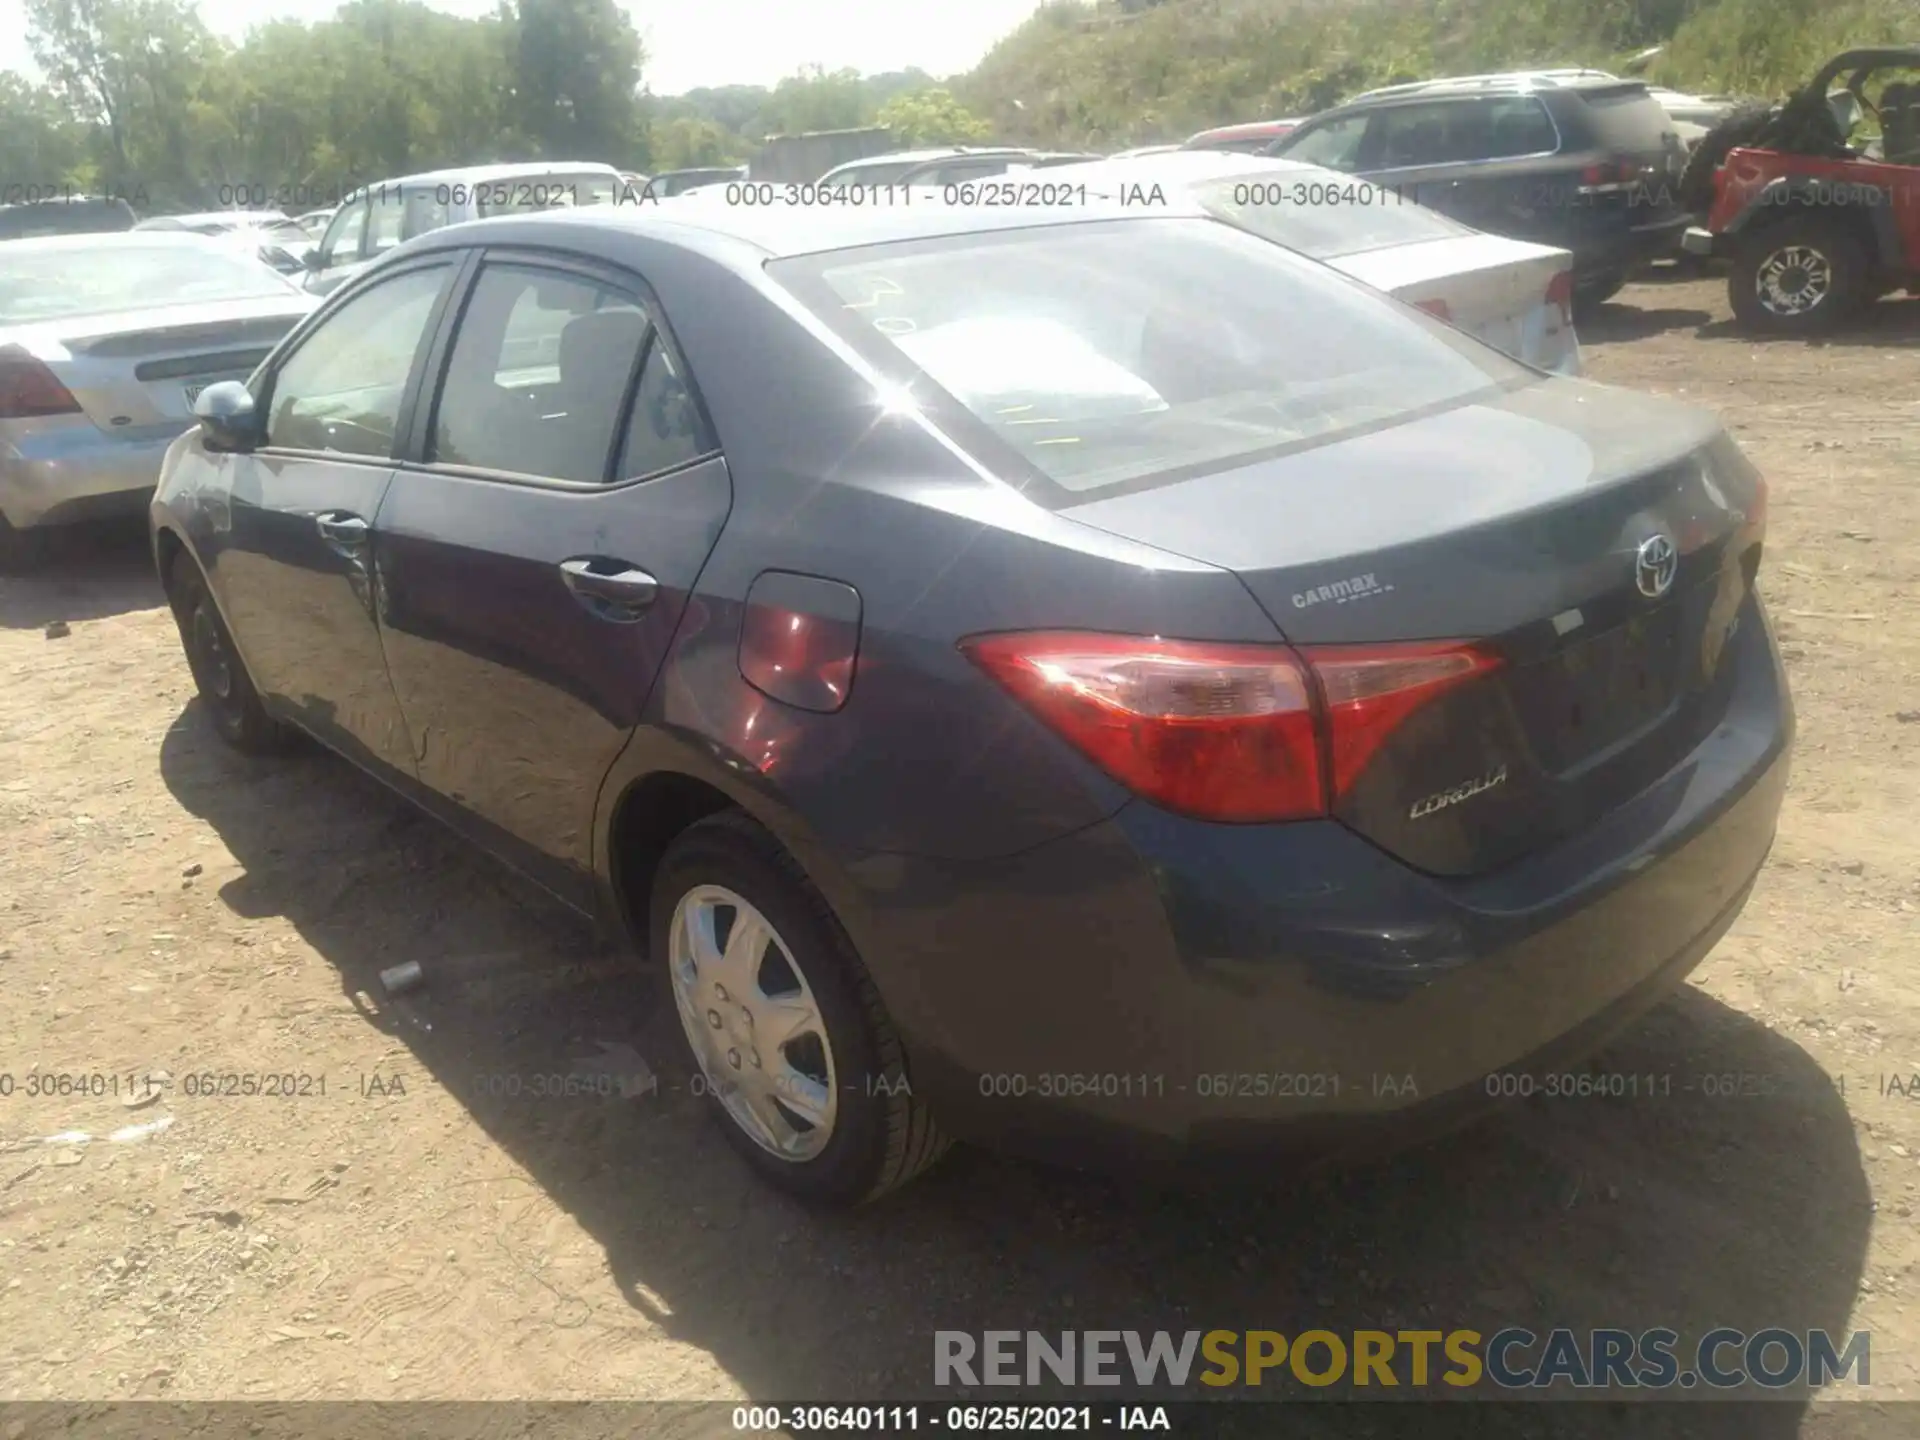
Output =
[
  {"x1": 1692, "y1": 296, "x2": 1920, "y2": 350},
  {"x1": 159, "y1": 712, "x2": 1870, "y2": 1436},
  {"x1": 0, "y1": 520, "x2": 161, "y2": 629},
  {"x1": 1578, "y1": 302, "x2": 1716, "y2": 344}
]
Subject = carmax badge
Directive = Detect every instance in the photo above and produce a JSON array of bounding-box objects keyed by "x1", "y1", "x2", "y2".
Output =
[{"x1": 1409, "y1": 764, "x2": 1509, "y2": 820}]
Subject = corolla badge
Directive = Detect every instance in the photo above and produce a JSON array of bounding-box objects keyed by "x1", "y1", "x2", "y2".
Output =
[
  {"x1": 1409, "y1": 765, "x2": 1508, "y2": 821},
  {"x1": 1635, "y1": 533, "x2": 1678, "y2": 599}
]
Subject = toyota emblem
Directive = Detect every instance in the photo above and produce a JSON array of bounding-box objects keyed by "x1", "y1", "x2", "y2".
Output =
[{"x1": 1635, "y1": 533, "x2": 1678, "y2": 599}]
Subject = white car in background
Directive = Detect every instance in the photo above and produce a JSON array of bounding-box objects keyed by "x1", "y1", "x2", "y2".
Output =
[
  {"x1": 0, "y1": 232, "x2": 318, "y2": 566},
  {"x1": 1043, "y1": 149, "x2": 1583, "y2": 375}
]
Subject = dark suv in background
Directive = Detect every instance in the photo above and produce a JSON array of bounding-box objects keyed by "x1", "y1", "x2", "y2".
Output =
[
  {"x1": 1269, "y1": 72, "x2": 1692, "y2": 312},
  {"x1": 0, "y1": 195, "x2": 138, "y2": 241}
]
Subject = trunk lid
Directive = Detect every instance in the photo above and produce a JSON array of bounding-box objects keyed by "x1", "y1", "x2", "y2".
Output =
[
  {"x1": 6, "y1": 297, "x2": 313, "y2": 432},
  {"x1": 1061, "y1": 381, "x2": 1766, "y2": 876},
  {"x1": 1333, "y1": 235, "x2": 1576, "y2": 372}
]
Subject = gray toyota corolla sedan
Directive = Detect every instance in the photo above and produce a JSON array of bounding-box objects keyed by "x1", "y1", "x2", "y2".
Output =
[{"x1": 150, "y1": 194, "x2": 1791, "y2": 1205}]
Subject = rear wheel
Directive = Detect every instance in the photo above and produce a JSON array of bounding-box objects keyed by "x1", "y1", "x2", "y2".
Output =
[
  {"x1": 165, "y1": 550, "x2": 295, "y2": 754},
  {"x1": 1572, "y1": 270, "x2": 1628, "y2": 318},
  {"x1": 650, "y1": 811, "x2": 950, "y2": 1205},
  {"x1": 1728, "y1": 216, "x2": 1872, "y2": 334}
]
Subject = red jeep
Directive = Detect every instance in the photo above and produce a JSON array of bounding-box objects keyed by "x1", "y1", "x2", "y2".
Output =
[{"x1": 1680, "y1": 46, "x2": 1920, "y2": 333}]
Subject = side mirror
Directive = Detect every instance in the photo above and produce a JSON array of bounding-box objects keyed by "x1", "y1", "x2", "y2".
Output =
[
  {"x1": 302, "y1": 249, "x2": 323, "y2": 271},
  {"x1": 193, "y1": 381, "x2": 263, "y2": 452}
]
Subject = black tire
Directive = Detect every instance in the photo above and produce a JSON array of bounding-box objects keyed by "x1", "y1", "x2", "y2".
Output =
[
  {"x1": 0, "y1": 515, "x2": 47, "y2": 573},
  {"x1": 1727, "y1": 215, "x2": 1872, "y2": 334},
  {"x1": 1677, "y1": 101, "x2": 1776, "y2": 215},
  {"x1": 649, "y1": 810, "x2": 950, "y2": 1205},
  {"x1": 1572, "y1": 269, "x2": 1628, "y2": 318},
  {"x1": 165, "y1": 550, "x2": 296, "y2": 754}
]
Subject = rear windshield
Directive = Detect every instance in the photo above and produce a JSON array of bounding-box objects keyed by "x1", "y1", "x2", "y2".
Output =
[
  {"x1": 770, "y1": 217, "x2": 1527, "y2": 497},
  {"x1": 0, "y1": 241, "x2": 296, "y2": 324},
  {"x1": 475, "y1": 173, "x2": 622, "y2": 216},
  {"x1": 1194, "y1": 174, "x2": 1471, "y2": 258},
  {"x1": 1578, "y1": 86, "x2": 1678, "y2": 152}
]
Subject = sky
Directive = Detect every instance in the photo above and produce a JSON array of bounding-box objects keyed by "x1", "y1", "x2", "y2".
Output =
[{"x1": 0, "y1": 0, "x2": 1049, "y2": 95}]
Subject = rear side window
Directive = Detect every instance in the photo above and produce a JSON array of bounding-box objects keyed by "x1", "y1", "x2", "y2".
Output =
[
  {"x1": 367, "y1": 192, "x2": 407, "y2": 256},
  {"x1": 321, "y1": 202, "x2": 367, "y2": 265},
  {"x1": 429, "y1": 265, "x2": 650, "y2": 483},
  {"x1": 1478, "y1": 98, "x2": 1560, "y2": 158},
  {"x1": 1195, "y1": 172, "x2": 1471, "y2": 258},
  {"x1": 618, "y1": 340, "x2": 713, "y2": 479},
  {"x1": 770, "y1": 218, "x2": 1525, "y2": 498},
  {"x1": 403, "y1": 188, "x2": 452, "y2": 239}
]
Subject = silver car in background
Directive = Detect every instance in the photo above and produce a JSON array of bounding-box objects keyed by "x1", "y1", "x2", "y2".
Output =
[
  {"x1": 1045, "y1": 150, "x2": 1583, "y2": 375},
  {"x1": 0, "y1": 233, "x2": 317, "y2": 566},
  {"x1": 302, "y1": 161, "x2": 632, "y2": 297},
  {"x1": 134, "y1": 210, "x2": 321, "y2": 276}
]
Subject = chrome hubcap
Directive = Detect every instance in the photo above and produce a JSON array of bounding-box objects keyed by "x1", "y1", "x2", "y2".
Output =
[
  {"x1": 190, "y1": 603, "x2": 234, "y2": 702},
  {"x1": 668, "y1": 885, "x2": 837, "y2": 1160},
  {"x1": 1756, "y1": 245, "x2": 1831, "y2": 316}
]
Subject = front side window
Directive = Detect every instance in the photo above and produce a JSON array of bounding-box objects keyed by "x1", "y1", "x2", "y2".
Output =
[
  {"x1": 1275, "y1": 114, "x2": 1370, "y2": 171},
  {"x1": 430, "y1": 265, "x2": 650, "y2": 482},
  {"x1": 266, "y1": 265, "x2": 451, "y2": 457},
  {"x1": 771, "y1": 218, "x2": 1525, "y2": 498}
]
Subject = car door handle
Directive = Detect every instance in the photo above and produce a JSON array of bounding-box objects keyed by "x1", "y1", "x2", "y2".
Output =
[
  {"x1": 559, "y1": 557, "x2": 658, "y2": 618},
  {"x1": 316, "y1": 511, "x2": 368, "y2": 544}
]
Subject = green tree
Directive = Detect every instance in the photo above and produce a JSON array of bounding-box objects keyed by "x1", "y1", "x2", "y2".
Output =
[
  {"x1": 651, "y1": 115, "x2": 745, "y2": 168},
  {"x1": 760, "y1": 65, "x2": 869, "y2": 135},
  {"x1": 26, "y1": 0, "x2": 222, "y2": 202},
  {"x1": 508, "y1": 0, "x2": 645, "y2": 164},
  {"x1": 872, "y1": 87, "x2": 992, "y2": 146}
]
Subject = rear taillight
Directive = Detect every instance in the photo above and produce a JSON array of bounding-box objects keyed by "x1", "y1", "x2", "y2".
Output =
[
  {"x1": 1411, "y1": 297, "x2": 1452, "y2": 322},
  {"x1": 961, "y1": 631, "x2": 1502, "y2": 823},
  {"x1": 1546, "y1": 270, "x2": 1574, "y2": 324},
  {"x1": 1306, "y1": 644, "x2": 1503, "y2": 800},
  {"x1": 0, "y1": 349, "x2": 81, "y2": 419}
]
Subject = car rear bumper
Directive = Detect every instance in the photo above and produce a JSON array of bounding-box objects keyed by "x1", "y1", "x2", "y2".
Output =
[
  {"x1": 1573, "y1": 210, "x2": 1695, "y2": 280},
  {"x1": 0, "y1": 418, "x2": 180, "y2": 529},
  {"x1": 845, "y1": 595, "x2": 1793, "y2": 1173}
]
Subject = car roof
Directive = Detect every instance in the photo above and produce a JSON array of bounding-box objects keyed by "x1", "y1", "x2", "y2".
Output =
[
  {"x1": 827, "y1": 147, "x2": 1030, "y2": 169},
  {"x1": 137, "y1": 210, "x2": 291, "y2": 227},
  {"x1": 347, "y1": 160, "x2": 623, "y2": 195},
  {"x1": 1186, "y1": 119, "x2": 1302, "y2": 143},
  {"x1": 1044, "y1": 151, "x2": 1320, "y2": 188},
  {"x1": 0, "y1": 230, "x2": 244, "y2": 254},
  {"x1": 414, "y1": 190, "x2": 1213, "y2": 266}
]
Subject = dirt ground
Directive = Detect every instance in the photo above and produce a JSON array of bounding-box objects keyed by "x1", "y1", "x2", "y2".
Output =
[{"x1": 1, "y1": 274, "x2": 1918, "y2": 1428}]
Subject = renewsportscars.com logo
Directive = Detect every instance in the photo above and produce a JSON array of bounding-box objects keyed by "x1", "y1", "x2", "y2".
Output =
[{"x1": 934, "y1": 1328, "x2": 1871, "y2": 1391}]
